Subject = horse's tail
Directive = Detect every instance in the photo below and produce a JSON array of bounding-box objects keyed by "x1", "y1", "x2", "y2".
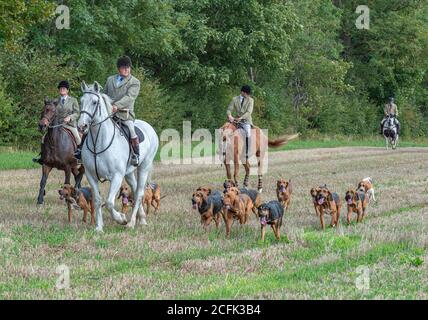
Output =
[{"x1": 268, "y1": 133, "x2": 300, "y2": 148}]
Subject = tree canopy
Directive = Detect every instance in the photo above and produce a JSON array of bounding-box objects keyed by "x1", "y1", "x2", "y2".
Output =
[{"x1": 0, "y1": 0, "x2": 427, "y2": 147}]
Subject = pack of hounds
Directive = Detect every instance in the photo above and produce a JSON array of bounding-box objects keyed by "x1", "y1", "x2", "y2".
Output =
[
  {"x1": 192, "y1": 177, "x2": 375, "y2": 240},
  {"x1": 57, "y1": 177, "x2": 375, "y2": 241}
]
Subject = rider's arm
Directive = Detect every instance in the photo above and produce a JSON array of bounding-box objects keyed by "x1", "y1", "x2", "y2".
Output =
[
  {"x1": 69, "y1": 98, "x2": 80, "y2": 123},
  {"x1": 239, "y1": 98, "x2": 254, "y2": 121},
  {"x1": 114, "y1": 80, "x2": 141, "y2": 110}
]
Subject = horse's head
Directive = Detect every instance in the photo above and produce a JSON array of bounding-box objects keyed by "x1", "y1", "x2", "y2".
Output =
[
  {"x1": 78, "y1": 81, "x2": 105, "y2": 134},
  {"x1": 385, "y1": 114, "x2": 396, "y2": 130},
  {"x1": 220, "y1": 121, "x2": 238, "y2": 142},
  {"x1": 39, "y1": 97, "x2": 58, "y2": 132}
]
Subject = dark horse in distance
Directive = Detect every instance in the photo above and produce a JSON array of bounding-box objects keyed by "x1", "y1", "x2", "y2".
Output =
[{"x1": 36, "y1": 98, "x2": 85, "y2": 204}]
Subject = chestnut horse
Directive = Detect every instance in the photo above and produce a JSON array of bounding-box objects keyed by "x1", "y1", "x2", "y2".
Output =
[
  {"x1": 36, "y1": 98, "x2": 85, "y2": 204},
  {"x1": 219, "y1": 121, "x2": 298, "y2": 192}
]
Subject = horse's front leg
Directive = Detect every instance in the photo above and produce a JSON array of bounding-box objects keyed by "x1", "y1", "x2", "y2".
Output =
[
  {"x1": 128, "y1": 166, "x2": 151, "y2": 228},
  {"x1": 224, "y1": 163, "x2": 232, "y2": 180},
  {"x1": 257, "y1": 156, "x2": 264, "y2": 193},
  {"x1": 243, "y1": 161, "x2": 250, "y2": 188},
  {"x1": 124, "y1": 172, "x2": 138, "y2": 219},
  {"x1": 105, "y1": 174, "x2": 128, "y2": 225},
  {"x1": 64, "y1": 167, "x2": 72, "y2": 185},
  {"x1": 73, "y1": 165, "x2": 85, "y2": 189},
  {"x1": 37, "y1": 165, "x2": 52, "y2": 204},
  {"x1": 85, "y1": 173, "x2": 104, "y2": 232}
]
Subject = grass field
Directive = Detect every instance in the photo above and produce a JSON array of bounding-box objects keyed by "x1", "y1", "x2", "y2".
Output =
[
  {"x1": 1, "y1": 137, "x2": 428, "y2": 170},
  {"x1": 0, "y1": 146, "x2": 427, "y2": 299}
]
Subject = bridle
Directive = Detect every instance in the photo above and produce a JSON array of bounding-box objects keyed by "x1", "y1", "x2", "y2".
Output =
[
  {"x1": 80, "y1": 91, "x2": 119, "y2": 183},
  {"x1": 40, "y1": 103, "x2": 63, "y2": 129}
]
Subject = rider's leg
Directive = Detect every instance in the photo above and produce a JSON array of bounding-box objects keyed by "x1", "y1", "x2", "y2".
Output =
[
  {"x1": 396, "y1": 120, "x2": 401, "y2": 135},
  {"x1": 124, "y1": 120, "x2": 139, "y2": 166},
  {"x1": 64, "y1": 125, "x2": 82, "y2": 145},
  {"x1": 243, "y1": 123, "x2": 251, "y2": 160},
  {"x1": 74, "y1": 134, "x2": 87, "y2": 160},
  {"x1": 380, "y1": 119, "x2": 386, "y2": 134}
]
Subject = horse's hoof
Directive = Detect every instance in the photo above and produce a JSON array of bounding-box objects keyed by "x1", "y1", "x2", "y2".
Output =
[
  {"x1": 139, "y1": 219, "x2": 148, "y2": 226},
  {"x1": 126, "y1": 222, "x2": 135, "y2": 229},
  {"x1": 95, "y1": 227, "x2": 104, "y2": 233}
]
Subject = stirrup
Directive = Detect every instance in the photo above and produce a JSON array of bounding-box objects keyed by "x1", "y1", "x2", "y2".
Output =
[{"x1": 131, "y1": 155, "x2": 139, "y2": 166}]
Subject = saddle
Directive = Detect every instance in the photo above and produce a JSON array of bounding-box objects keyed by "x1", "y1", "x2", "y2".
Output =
[
  {"x1": 62, "y1": 128, "x2": 81, "y2": 150},
  {"x1": 113, "y1": 117, "x2": 145, "y2": 144}
]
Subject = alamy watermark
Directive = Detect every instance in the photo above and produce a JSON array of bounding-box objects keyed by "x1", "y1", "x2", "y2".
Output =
[
  {"x1": 56, "y1": 264, "x2": 70, "y2": 290},
  {"x1": 355, "y1": 265, "x2": 370, "y2": 291},
  {"x1": 55, "y1": 5, "x2": 70, "y2": 30},
  {"x1": 355, "y1": 5, "x2": 370, "y2": 30}
]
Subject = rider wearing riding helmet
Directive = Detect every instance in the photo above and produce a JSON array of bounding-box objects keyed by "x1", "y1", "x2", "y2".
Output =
[
  {"x1": 380, "y1": 97, "x2": 400, "y2": 135},
  {"x1": 227, "y1": 85, "x2": 254, "y2": 160},
  {"x1": 74, "y1": 56, "x2": 141, "y2": 166},
  {"x1": 33, "y1": 80, "x2": 80, "y2": 165}
]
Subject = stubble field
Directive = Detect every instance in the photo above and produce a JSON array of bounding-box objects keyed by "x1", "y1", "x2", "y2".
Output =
[{"x1": 0, "y1": 146, "x2": 427, "y2": 299}]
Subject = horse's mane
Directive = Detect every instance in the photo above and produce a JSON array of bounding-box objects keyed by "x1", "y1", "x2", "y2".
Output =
[{"x1": 101, "y1": 93, "x2": 113, "y2": 114}]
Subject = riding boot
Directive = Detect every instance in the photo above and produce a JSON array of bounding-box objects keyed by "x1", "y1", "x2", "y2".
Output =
[
  {"x1": 245, "y1": 136, "x2": 249, "y2": 160},
  {"x1": 380, "y1": 124, "x2": 383, "y2": 135},
  {"x1": 74, "y1": 134, "x2": 87, "y2": 160},
  {"x1": 131, "y1": 137, "x2": 140, "y2": 166}
]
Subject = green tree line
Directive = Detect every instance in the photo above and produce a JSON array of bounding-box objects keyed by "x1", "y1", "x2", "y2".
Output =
[{"x1": 0, "y1": 0, "x2": 427, "y2": 147}]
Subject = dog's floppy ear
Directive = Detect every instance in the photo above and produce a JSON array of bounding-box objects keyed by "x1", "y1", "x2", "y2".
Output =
[
  {"x1": 327, "y1": 191, "x2": 333, "y2": 201},
  {"x1": 202, "y1": 191, "x2": 209, "y2": 201},
  {"x1": 70, "y1": 186, "x2": 77, "y2": 198},
  {"x1": 288, "y1": 179, "x2": 292, "y2": 193},
  {"x1": 233, "y1": 187, "x2": 240, "y2": 195},
  {"x1": 207, "y1": 188, "x2": 212, "y2": 196}
]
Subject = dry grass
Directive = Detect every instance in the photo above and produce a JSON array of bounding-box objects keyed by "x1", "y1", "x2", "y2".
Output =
[{"x1": 0, "y1": 146, "x2": 427, "y2": 299}]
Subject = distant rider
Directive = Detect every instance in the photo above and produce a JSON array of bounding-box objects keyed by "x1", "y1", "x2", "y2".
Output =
[
  {"x1": 380, "y1": 97, "x2": 400, "y2": 135},
  {"x1": 226, "y1": 85, "x2": 254, "y2": 160}
]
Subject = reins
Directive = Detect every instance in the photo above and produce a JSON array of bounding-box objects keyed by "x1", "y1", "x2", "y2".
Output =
[{"x1": 81, "y1": 91, "x2": 123, "y2": 183}]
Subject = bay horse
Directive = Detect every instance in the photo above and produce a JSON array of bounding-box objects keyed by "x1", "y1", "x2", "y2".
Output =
[
  {"x1": 219, "y1": 120, "x2": 299, "y2": 192},
  {"x1": 78, "y1": 81, "x2": 159, "y2": 232},
  {"x1": 37, "y1": 98, "x2": 85, "y2": 204}
]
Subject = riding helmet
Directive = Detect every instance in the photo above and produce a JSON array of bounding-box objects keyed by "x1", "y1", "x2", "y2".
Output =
[
  {"x1": 241, "y1": 85, "x2": 252, "y2": 94},
  {"x1": 57, "y1": 80, "x2": 70, "y2": 90},
  {"x1": 117, "y1": 55, "x2": 132, "y2": 68}
]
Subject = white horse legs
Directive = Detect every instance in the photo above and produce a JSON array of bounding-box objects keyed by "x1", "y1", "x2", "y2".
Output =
[
  {"x1": 85, "y1": 173, "x2": 104, "y2": 232},
  {"x1": 105, "y1": 175, "x2": 127, "y2": 226},
  {"x1": 127, "y1": 165, "x2": 151, "y2": 228}
]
